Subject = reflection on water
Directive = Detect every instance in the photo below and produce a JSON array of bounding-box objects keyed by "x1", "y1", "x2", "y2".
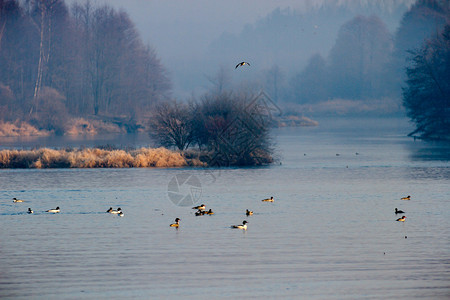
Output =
[
  {"x1": 0, "y1": 117, "x2": 449, "y2": 299},
  {"x1": 408, "y1": 141, "x2": 450, "y2": 162}
]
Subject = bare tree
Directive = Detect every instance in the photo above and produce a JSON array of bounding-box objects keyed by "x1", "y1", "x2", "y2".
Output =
[
  {"x1": 191, "y1": 91, "x2": 273, "y2": 166},
  {"x1": 149, "y1": 101, "x2": 193, "y2": 151},
  {"x1": 32, "y1": 0, "x2": 58, "y2": 106},
  {"x1": 1, "y1": 0, "x2": 172, "y2": 131}
]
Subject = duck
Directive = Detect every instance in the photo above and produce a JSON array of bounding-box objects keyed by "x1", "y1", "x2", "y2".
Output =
[
  {"x1": 205, "y1": 209, "x2": 214, "y2": 215},
  {"x1": 246, "y1": 209, "x2": 253, "y2": 216},
  {"x1": 109, "y1": 207, "x2": 122, "y2": 214},
  {"x1": 195, "y1": 209, "x2": 205, "y2": 216},
  {"x1": 262, "y1": 196, "x2": 274, "y2": 202},
  {"x1": 118, "y1": 211, "x2": 124, "y2": 217},
  {"x1": 27, "y1": 208, "x2": 33, "y2": 214},
  {"x1": 13, "y1": 198, "x2": 24, "y2": 203},
  {"x1": 231, "y1": 220, "x2": 248, "y2": 230},
  {"x1": 170, "y1": 218, "x2": 181, "y2": 227},
  {"x1": 395, "y1": 208, "x2": 405, "y2": 214},
  {"x1": 401, "y1": 195, "x2": 411, "y2": 200},
  {"x1": 46, "y1": 207, "x2": 60, "y2": 213},
  {"x1": 106, "y1": 207, "x2": 113, "y2": 213},
  {"x1": 396, "y1": 216, "x2": 406, "y2": 222},
  {"x1": 235, "y1": 61, "x2": 250, "y2": 69},
  {"x1": 192, "y1": 204, "x2": 206, "y2": 211}
]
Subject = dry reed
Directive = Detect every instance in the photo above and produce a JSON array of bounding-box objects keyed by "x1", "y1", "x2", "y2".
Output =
[{"x1": 0, "y1": 147, "x2": 194, "y2": 168}]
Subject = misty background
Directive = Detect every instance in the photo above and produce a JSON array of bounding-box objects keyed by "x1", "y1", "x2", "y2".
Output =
[
  {"x1": 81, "y1": 0, "x2": 417, "y2": 98},
  {"x1": 0, "y1": 0, "x2": 449, "y2": 137}
]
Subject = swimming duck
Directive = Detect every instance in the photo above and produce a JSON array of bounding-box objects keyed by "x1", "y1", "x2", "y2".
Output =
[
  {"x1": 109, "y1": 208, "x2": 122, "y2": 214},
  {"x1": 192, "y1": 204, "x2": 206, "y2": 210},
  {"x1": 246, "y1": 209, "x2": 253, "y2": 216},
  {"x1": 195, "y1": 209, "x2": 205, "y2": 216},
  {"x1": 170, "y1": 218, "x2": 181, "y2": 227},
  {"x1": 262, "y1": 196, "x2": 274, "y2": 202},
  {"x1": 396, "y1": 216, "x2": 406, "y2": 222},
  {"x1": 231, "y1": 220, "x2": 248, "y2": 230},
  {"x1": 106, "y1": 207, "x2": 113, "y2": 213},
  {"x1": 13, "y1": 198, "x2": 24, "y2": 203},
  {"x1": 118, "y1": 211, "x2": 124, "y2": 217},
  {"x1": 235, "y1": 61, "x2": 250, "y2": 69},
  {"x1": 46, "y1": 207, "x2": 60, "y2": 213},
  {"x1": 27, "y1": 208, "x2": 33, "y2": 214},
  {"x1": 205, "y1": 209, "x2": 214, "y2": 215},
  {"x1": 401, "y1": 195, "x2": 411, "y2": 200},
  {"x1": 395, "y1": 208, "x2": 405, "y2": 214}
]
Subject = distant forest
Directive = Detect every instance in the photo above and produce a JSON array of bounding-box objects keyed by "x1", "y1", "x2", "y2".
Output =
[
  {"x1": 208, "y1": 0, "x2": 448, "y2": 111},
  {"x1": 0, "y1": 0, "x2": 449, "y2": 139},
  {"x1": 0, "y1": 0, "x2": 170, "y2": 133}
]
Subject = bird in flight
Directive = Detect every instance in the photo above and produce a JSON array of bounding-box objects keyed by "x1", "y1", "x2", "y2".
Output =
[{"x1": 235, "y1": 61, "x2": 250, "y2": 69}]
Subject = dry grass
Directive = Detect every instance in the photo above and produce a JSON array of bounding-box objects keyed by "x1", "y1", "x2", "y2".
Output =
[
  {"x1": 65, "y1": 118, "x2": 124, "y2": 135},
  {"x1": 0, "y1": 121, "x2": 52, "y2": 137},
  {"x1": 0, "y1": 147, "x2": 193, "y2": 168}
]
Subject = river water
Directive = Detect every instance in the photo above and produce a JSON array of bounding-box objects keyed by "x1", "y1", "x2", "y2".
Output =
[{"x1": 1, "y1": 117, "x2": 449, "y2": 299}]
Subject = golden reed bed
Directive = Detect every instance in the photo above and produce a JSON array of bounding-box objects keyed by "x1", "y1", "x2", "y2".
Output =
[{"x1": 0, "y1": 147, "x2": 204, "y2": 168}]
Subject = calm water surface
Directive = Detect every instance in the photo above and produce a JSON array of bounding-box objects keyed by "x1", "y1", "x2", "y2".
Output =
[{"x1": 1, "y1": 118, "x2": 449, "y2": 299}]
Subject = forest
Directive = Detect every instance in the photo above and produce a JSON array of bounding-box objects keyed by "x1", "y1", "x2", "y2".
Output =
[{"x1": 0, "y1": 0, "x2": 170, "y2": 134}]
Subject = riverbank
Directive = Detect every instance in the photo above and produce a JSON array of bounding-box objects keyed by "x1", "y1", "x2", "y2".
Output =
[{"x1": 0, "y1": 147, "x2": 206, "y2": 169}]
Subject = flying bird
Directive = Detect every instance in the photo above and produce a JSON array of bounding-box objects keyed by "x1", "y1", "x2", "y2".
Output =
[{"x1": 235, "y1": 61, "x2": 250, "y2": 69}]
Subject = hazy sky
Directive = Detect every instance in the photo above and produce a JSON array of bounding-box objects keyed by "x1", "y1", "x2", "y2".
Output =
[
  {"x1": 65, "y1": 0, "x2": 312, "y2": 95},
  {"x1": 67, "y1": 0, "x2": 413, "y2": 97},
  {"x1": 89, "y1": 1, "x2": 306, "y2": 59}
]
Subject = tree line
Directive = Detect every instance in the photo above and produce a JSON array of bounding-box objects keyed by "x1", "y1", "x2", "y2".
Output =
[{"x1": 0, "y1": 0, "x2": 171, "y2": 132}]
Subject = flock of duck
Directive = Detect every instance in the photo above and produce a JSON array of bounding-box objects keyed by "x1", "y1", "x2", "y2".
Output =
[
  {"x1": 11, "y1": 196, "x2": 275, "y2": 230},
  {"x1": 13, "y1": 194, "x2": 408, "y2": 229},
  {"x1": 13, "y1": 197, "x2": 125, "y2": 217},
  {"x1": 170, "y1": 196, "x2": 275, "y2": 229}
]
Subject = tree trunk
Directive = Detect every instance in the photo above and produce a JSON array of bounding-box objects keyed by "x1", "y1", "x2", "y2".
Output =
[
  {"x1": 33, "y1": 4, "x2": 46, "y2": 107},
  {"x1": 32, "y1": 0, "x2": 57, "y2": 116}
]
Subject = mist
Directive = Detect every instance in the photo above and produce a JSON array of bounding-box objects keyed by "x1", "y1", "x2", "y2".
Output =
[{"x1": 67, "y1": 0, "x2": 415, "y2": 98}]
